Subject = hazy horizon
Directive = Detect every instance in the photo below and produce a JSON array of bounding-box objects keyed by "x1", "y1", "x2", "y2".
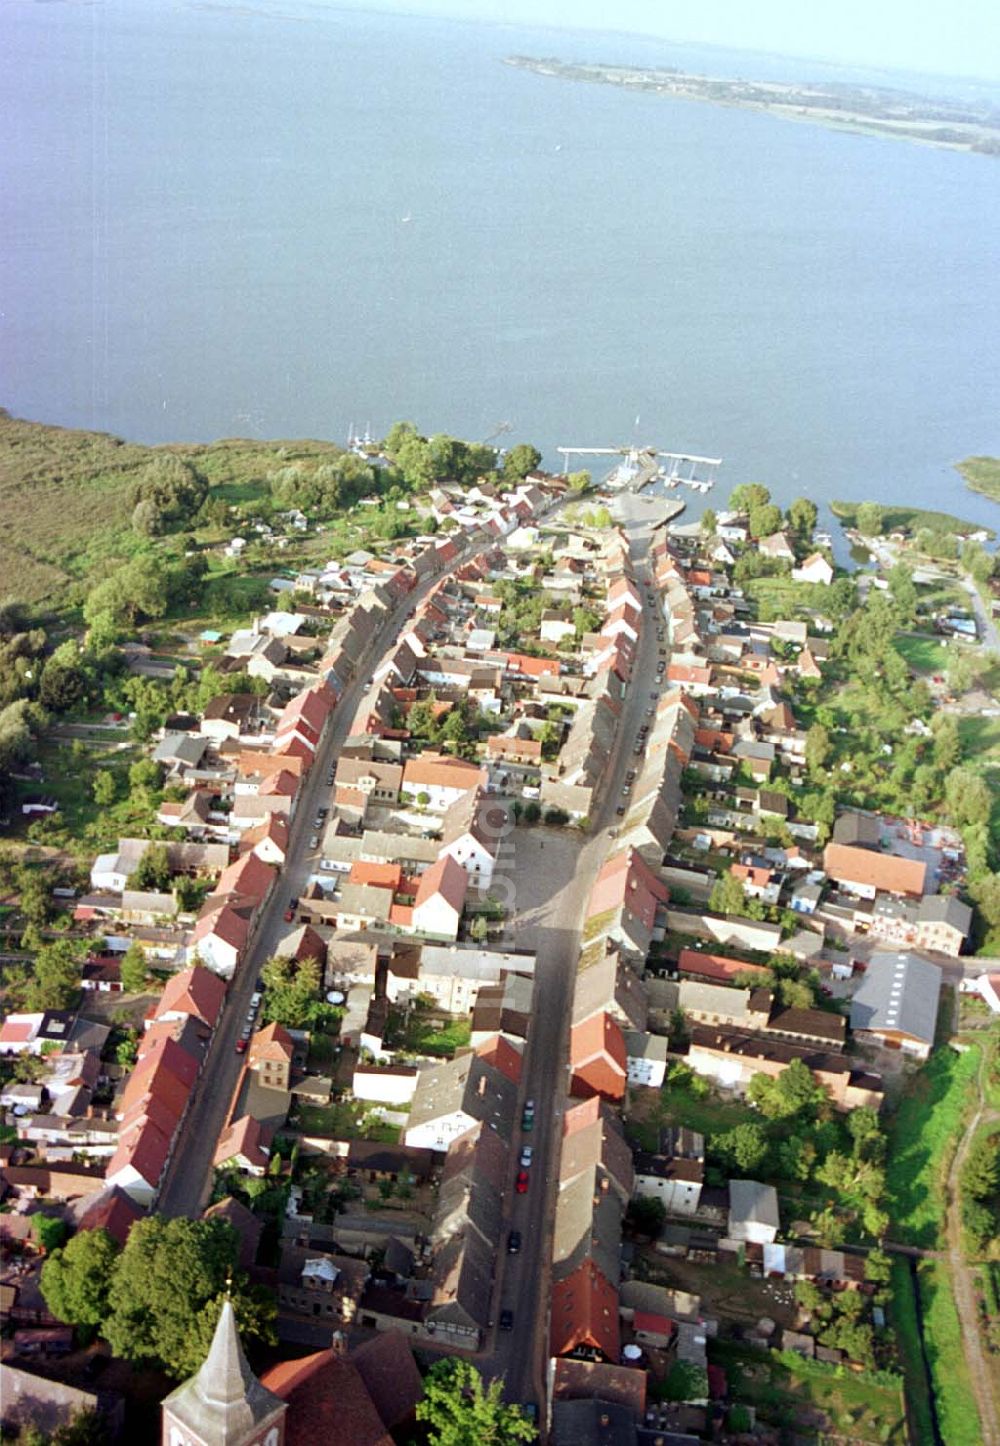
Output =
[{"x1": 269, "y1": 0, "x2": 1000, "y2": 86}]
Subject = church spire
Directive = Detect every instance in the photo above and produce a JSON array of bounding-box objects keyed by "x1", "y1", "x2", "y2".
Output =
[{"x1": 161, "y1": 1299, "x2": 286, "y2": 1446}]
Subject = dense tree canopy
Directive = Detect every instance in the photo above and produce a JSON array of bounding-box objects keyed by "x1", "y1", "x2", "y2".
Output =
[
  {"x1": 748, "y1": 1057, "x2": 826, "y2": 1120},
  {"x1": 21, "y1": 939, "x2": 84, "y2": 1012},
  {"x1": 502, "y1": 443, "x2": 542, "y2": 483},
  {"x1": 103, "y1": 1216, "x2": 275, "y2": 1377},
  {"x1": 41, "y1": 1228, "x2": 121, "y2": 1327},
  {"x1": 260, "y1": 954, "x2": 325, "y2": 1029},
  {"x1": 415, "y1": 1358, "x2": 535, "y2": 1445}
]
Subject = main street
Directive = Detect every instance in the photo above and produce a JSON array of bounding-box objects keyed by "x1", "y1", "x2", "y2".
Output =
[
  {"x1": 158, "y1": 482, "x2": 669, "y2": 1416},
  {"x1": 484, "y1": 489, "x2": 664, "y2": 1407}
]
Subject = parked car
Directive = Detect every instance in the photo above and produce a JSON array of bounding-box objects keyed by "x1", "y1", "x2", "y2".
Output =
[
  {"x1": 499, "y1": 1309, "x2": 514, "y2": 1331},
  {"x1": 519, "y1": 1145, "x2": 534, "y2": 1168},
  {"x1": 516, "y1": 1169, "x2": 530, "y2": 1194},
  {"x1": 283, "y1": 900, "x2": 296, "y2": 922},
  {"x1": 616, "y1": 804, "x2": 626, "y2": 816},
  {"x1": 317, "y1": 805, "x2": 328, "y2": 819},
  {"x1": 250, "y1": 992, "x2": 262, "y2": 1009},
  {"x1": 235, "y1": 1038, "x2": 248, "y2": 1054},
  {"x1": 507, "y1": 1230, "x2": 522, "y2": 1254},
  {"x1": 309, "y1": 834, "x2": 320, "y2": 850}
]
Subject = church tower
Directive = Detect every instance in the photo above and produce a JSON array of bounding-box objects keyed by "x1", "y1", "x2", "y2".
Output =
[{"x1": 161, "y1": 1300, "x2": 287, "y2": 1446}]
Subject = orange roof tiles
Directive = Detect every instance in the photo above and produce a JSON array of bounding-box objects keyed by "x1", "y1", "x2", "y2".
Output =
[
  {"x1": 348, "y1": 861, "x2": 404, "y2": 891},
  {"x1": 677, "y1": 948, "x2": 770, "y2": 983},
  {"x1": 155, "y1": 965, "x2": 226, "y2": 1029},
  {"x1": 414, "y1": 854, "x2": 469, "y2": 914},
  {"x1": 570, "y1": 1012, "x2": 627, "y2": 1102},
  {"x1": 402, "y1": 752, "x2": 487, "y2": 791},
  {"x1": 550, "y1": 1261, "x2": 620, "y2": 1361},
  {"x1": 248, "y1": 1022, "x2": 294, "y2": 1065},
  {"x1": 823, "y1": 842, "x2": 926, "y2": 898},
  {"x1": 587, "y1": 848, "x2": 669, "y2": 931}
]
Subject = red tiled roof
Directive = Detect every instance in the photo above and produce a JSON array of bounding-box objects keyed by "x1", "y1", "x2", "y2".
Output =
[
  {"x1": 75, "y1": 1185, "x2": 145, "y2": 1245},
  {"x1": 106, "y1": 1118, "x2": 171, "y2": 1186},
  {"x1": 550, "y1": 1261, "x2": 620, "y2": 1360},
  {"x1": 474, "y1": 1033, "x2": 522, "y2": 1084},
  {"x1": 587, "y1": 848, "x2": 669, "y2": 929},
  {"x1": 635, "y1": 1310, "x2": 676, "y2": 1338},
  {"x1": 248, "y1": 1021, "x2": 294, "y2": 1065},
  {"x1": 240, "y1": 814, "x2": 290, "y2": 854},
  {"x1": 402, "y1": 752, "x2": 487, "y2": 791},
  {"x1": 667, "y1": 663, "x2": 712, "y2": 685},
  {"x1": 502, "y1": 652, "x2": 560, "y2": 678},
  {"x1": 349, "y1": 861, "x2": 403, "y2": 891},
  {"x1": 212, "y1": 844, "x2": 273, "y2": 902},
  {"x1": 0, "y1": 1021, "x2": 35, "y2": 1043},
  {"x1": 214, "y1": 1114, "x2": 271, "y2": 1171},
  {"x1": 677, "y1": 948, "x2": 770, "y2": 983},
  {"x1": 260, "y1": 769, "x2": 301, "y2": 797},
  {"x1": 191, "y1": 902, "x2": 252, "y2": 952},
  {"x1": 413, "y1": 854, "x2": 469, "y2": 915},
  {"x1": 155, "y1": 965, "x2": 227, "y2": 1028},
  {"x1": 823, "y1": 843, "x2": 926, "y2": 898},
  {"x1": 263, "y1": 1323, "x2": 376, "y2": 1415},
  {"x1": 237, "y1": 750, "x2": 307, "y2": 779},
  {"x1": 350, "y1": 1330, "x2": 423, "y2": 1430},
  {"x1": 570, "y1": 1012, "x2": 627, "y2": 1101}
]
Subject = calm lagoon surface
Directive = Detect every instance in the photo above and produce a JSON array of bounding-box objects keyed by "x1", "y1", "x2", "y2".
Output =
[{"x1": 2, "y1": 1, "x2": 999, "y2": 527}]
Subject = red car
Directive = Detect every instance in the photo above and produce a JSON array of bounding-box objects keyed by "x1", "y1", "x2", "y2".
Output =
[
  {"x1": 516, "y1": 1169, "x2": 529, "y2": 1194},
  {"x1": 235, "y1": 1038, "x2": 248, "y2": 1054}
]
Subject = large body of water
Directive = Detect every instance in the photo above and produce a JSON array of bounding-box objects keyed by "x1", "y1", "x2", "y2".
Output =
[{"x1": 3, "y1": 1, "x2": 1000, "y2": 530}]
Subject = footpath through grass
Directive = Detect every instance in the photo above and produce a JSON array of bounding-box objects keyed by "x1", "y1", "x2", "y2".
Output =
[
  {"x1": 885, "y1": 1043, "x2": 981, "y2": 1248},
  {"x1": 916, "y1": 1259, "x2": 983, "y2": 1444}
]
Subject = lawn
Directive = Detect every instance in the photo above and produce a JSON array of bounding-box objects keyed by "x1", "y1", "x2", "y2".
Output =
[
  {"x1": 12, "y1": 739, "x2": 160, "y2": 857},
  {"x1": 626, "y1": 1079, "x2": 756, "y2": 1149},
  {"x1": 958, "y1": 714, "x2": 1000, "y2": 767},
  {"x1": 402, "y1": 1013, "x2": 471, "y2": 1057},
  {"x1": 294, "y1": 1098, "x2": 399, "y2": 1143},
  {"x1": 893, "y1": 633, "x2": 947, "y2": 674},
  {"x1": 916, "y1": 1259, "x2": 983, "y2": 1444},
  {"x1": 884, "y1": 1043, "x2": 982, "y2": 1248},
  {"x1": 888, "y1": 1258, "x2": 936, "y2": 1445},
  {"x1": 710, "y1": 1340, "x2": 907, "y2": 1444}
]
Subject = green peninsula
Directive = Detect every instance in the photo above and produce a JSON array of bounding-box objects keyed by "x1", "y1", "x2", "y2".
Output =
[
  {"x1": 957, "y1": 455, "x2": 1000, "y2": 504},
  {"x1": 505, "y1": 56, "x2": 1000, "y2": 157}
]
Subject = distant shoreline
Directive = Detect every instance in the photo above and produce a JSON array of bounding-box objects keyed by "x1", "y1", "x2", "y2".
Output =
[{"x1": 505, "y1": 56, "x2": 1000, "y2": 158}]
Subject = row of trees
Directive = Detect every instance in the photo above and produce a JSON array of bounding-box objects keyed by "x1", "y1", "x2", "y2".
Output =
[{"x1": 703, "y1": 484, "x2": 818, "y2": 548}]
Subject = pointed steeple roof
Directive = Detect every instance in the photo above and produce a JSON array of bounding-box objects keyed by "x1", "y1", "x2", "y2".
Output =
[{"x1": 161, "y1": 1299, "x2": 286, "y2": 1443}]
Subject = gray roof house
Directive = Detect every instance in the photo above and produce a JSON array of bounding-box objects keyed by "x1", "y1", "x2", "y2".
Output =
[
  {"x1": 849, "y1": 951, "x2": 942, "y2": 1059},
  {"x1": 728, "y1": 1179, "x2": 780, "y2": 1245}
]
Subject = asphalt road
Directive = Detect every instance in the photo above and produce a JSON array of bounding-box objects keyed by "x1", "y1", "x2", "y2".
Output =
[{"x1": 483, "y1": 494, "x2": 664, "y2": 1408}]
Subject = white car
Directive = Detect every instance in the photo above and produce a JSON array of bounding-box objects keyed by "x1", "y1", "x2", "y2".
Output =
[{"x1": 519, "y1": 1145, "x2": 534, "y2": 1168}]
